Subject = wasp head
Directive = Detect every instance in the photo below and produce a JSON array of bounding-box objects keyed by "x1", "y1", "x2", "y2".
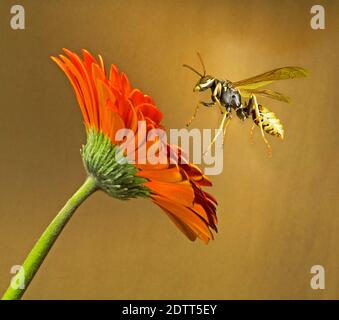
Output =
[
  {"x1": 183, "y1": 53, "x2": 214, "y2": 92},
  {"x1": 194, "y1": 75, "x2": 215, "y2": 92}
]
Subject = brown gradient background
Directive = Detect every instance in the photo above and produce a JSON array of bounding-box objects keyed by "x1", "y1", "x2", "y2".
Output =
[{"x1": 0, "y1": 0, "x2": 338, "y2": 299}]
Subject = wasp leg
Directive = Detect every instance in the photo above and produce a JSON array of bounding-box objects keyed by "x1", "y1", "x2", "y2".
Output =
[
  {"x1": 212, "y1": 83, "x2": 224, "y2": 114},
  {"x1": 204, "y1": 100, "x2": 225, "y2": 114},
  {"x1": 200, "y1": 101, "x2": 214, "y2": 107},
  {"x1": 215, "y1": 98, "x2": 224, "y2": 114},
  {"x1": 249, "y1": 123, "x2": 256, "y2": 144},
  {"x1": 251, "y1": 94, "x2": 272, "y2": 157},
  {"x1": 186, "y1": 101, "x2": 214, "y2": 127},
  {"x1": 186, "y1": 104, "x2": 200, "y2": 127},
  {"x1": 222, "y1": 115, "x2": 232, "y2": 145},
  {"x1": 203, "y1": 112, "x2": 230, "y2": 155}
]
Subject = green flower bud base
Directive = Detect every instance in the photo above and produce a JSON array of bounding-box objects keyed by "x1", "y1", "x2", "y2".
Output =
[{"x1": 81, "y1": 128, "x2": 150, "y2": 200}]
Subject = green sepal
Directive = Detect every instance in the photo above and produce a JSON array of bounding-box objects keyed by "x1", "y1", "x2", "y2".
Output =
[{"x1": 81, "y1": 128, "x2": 150, "y2": 200}]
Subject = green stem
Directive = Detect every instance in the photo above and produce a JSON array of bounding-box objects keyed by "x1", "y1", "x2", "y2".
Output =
[{"x1": 1, "y1": 176, "x2": 97, "y2": 300}]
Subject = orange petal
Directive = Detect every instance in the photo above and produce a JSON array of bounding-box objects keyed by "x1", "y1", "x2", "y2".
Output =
[
  {"x1": 145, "y1": 181, "x2": 194, "y2": 207},
  {"x1": 136, "y1": 166, "x2": 183, "y2": 183},
  {"x1": 51, "y1": 56, "x2": 90, "y2": 126},
  {"x1": 162, "y1": 208, "x2": 197, "y2": 242},
  {"x1": 152, "y1": 195, "x2": 213, "y2": 243}
]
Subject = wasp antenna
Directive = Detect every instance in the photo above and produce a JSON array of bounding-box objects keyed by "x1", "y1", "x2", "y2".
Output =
[
  {"x1": 182, "y1": 64, "x2": 203, "y2": 77},
  {"x1": 196, "y1": 52, "x2": 206, "y2": 76}
]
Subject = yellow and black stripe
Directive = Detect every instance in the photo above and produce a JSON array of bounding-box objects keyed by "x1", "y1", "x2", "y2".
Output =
[{"x1": 252, "y1": 105, "x2": 284, "y2": 139}]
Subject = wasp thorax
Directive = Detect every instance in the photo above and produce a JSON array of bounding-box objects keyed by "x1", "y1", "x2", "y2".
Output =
[
  {"x1": 223, "y1": 87, "x2": 241, "y2": 108},
  {"x1": 194, "y1": 76, "x2": 215, "y2": 92}
]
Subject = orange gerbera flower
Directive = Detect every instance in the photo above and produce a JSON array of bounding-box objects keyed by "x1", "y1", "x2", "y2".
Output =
[
  {"x1": 51, "y1": 49, "x2": 218, "y2": 243},
  {"x1": 2, "y1": 49, "x2": 219, "y2": 301}
]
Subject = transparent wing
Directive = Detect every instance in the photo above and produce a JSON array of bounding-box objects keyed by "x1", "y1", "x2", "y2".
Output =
[
  {"x1": 240, "y1": 88, "x2": 291, "y2": 103},
  {"x1": 233, "y1": 66, "x2": 308, "y2": 90}
]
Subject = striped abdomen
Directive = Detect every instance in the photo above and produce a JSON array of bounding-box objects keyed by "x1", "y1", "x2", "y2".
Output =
[{"x1": 252, "y1": 105, "x2": 284, "y2": 139}]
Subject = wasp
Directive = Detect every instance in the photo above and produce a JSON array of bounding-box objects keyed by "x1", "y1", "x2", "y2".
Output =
[{"x1": 183, "y1": 53, "x2": 308, "y2": 156}]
